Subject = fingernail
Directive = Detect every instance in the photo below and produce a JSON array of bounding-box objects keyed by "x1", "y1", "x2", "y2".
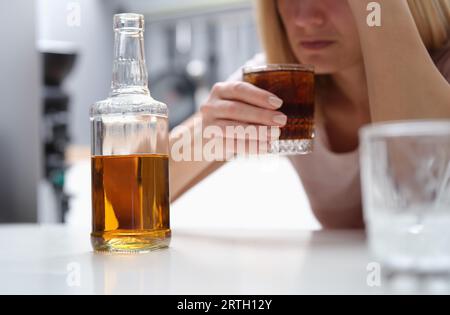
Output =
[
  {"x1": 273, "y1": 115, "x2": 288, "y2": 126},
  {"x1": 268, "y1": 96, "x2": 283, "y2": 108}
]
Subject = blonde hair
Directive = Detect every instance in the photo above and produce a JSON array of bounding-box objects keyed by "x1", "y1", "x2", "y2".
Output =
[{"x1": 255, "y1": 0, "x2": 450, "y2": 64}]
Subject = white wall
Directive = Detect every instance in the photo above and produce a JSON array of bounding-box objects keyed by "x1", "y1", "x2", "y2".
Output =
[
  {"x1": 37, "y1": 0, "x2": 116, "y2": 145},
  {"x1": 36, "y1": 0, "x2": 256, "y2": 146},
  {"x1": 109, "y1": 0, "x2": 250, "y2": 18},
  {"x1": 0, "y1": 0, "x2": 41, "y2": 222}
]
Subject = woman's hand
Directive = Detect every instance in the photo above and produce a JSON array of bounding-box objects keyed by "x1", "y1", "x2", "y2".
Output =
[{"x1": 199, "y1": 81, "x2": 287, "y2": 156}]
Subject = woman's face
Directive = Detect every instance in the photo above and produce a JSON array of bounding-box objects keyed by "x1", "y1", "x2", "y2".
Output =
[{"x1": 277, "y1": 0, "x2": 363, "y2": 74}]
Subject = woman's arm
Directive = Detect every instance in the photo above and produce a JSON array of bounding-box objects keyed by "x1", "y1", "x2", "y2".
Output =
[
  {"x1": 348, "y1": 0, "x2": 450, "y2": 122},
  {"x1": 169, "y1": 113, "x2": 225, "y2": 202}
]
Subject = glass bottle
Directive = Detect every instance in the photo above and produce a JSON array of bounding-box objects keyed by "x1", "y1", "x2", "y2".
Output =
[{"x1": 90, "y1": 13, "x2": 170, "y2": 253}]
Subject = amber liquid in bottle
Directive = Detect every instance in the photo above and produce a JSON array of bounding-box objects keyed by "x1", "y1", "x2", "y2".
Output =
[{"x1": 91, "y1": 154, "x2": 170, "y2": 253}]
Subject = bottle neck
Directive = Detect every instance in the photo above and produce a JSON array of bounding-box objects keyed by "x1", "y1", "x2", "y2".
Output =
[{"x1": 110, "y1": 29, "x2": 149, "y2": 97}]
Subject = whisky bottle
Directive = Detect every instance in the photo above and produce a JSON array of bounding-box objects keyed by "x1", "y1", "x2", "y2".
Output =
[{"x1": 90, "y1": 13, "x2": 170, "y2": 253}]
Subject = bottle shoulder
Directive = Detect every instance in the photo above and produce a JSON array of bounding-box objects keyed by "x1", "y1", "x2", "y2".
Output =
[{"x1": 90, "y1": 93, "x2": 168, "y2": 118}]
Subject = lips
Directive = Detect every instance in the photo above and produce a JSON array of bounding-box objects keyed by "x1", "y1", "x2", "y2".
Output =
[{"x1": 300, "y1": 40, "x2": 335, "y2": 50}]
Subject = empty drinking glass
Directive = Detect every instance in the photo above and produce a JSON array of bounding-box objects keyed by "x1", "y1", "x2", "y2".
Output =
[{"x1": 360, "y1": 120, "x2": 450, "y2": 275}]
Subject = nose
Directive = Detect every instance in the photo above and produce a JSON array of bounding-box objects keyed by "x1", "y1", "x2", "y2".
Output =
[{"x1": 293, "y1": 0, "x2": 326, "y2": 28}]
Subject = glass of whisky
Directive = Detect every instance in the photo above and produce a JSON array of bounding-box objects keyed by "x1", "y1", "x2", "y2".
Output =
[
  {"x1": 243, "y1": 64, "x2": 315, "y2": 155},
  {"x1": 90, "y1": 13, "x2": 171, "y2": 253}
]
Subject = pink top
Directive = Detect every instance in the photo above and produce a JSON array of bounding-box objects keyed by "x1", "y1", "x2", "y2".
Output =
[{"x1": 228, "y1": 43, "x2": 450, "y2": 227}]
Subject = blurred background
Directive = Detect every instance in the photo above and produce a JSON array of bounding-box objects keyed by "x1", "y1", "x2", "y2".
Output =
[{"x1": 0, "y1": 0, "x2": 319, "y2": 230}]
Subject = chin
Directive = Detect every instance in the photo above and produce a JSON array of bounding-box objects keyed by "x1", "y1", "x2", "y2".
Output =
[
  {"x1": 314, "y1": 65, "x2": 339, "y2": 75},
  {"x1": 297, "y1": 55, "x2": 340, "y2": 75}
]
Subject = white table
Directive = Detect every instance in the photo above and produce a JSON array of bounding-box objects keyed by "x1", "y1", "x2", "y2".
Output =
[
  {"x1": 0, "y1": 224, "x2": 385, "y2": 295},
  {"x1": 2, "y1": 225, "x2": 447, "y2": 295}
]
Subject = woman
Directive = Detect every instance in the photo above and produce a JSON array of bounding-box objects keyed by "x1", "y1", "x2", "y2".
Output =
[{"x1": 169, "y1": 0, "x2": 450, "y2": 228}]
